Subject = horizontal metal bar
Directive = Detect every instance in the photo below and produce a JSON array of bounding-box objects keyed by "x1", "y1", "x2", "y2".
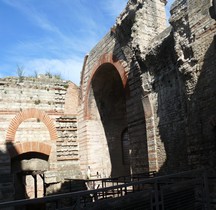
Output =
[{"x1": 0, "y1": 169, "x2": 205, "y2": 208}]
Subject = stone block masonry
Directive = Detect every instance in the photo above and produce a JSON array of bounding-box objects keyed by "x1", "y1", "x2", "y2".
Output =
[
  {"x1": 79, "y1": 0, "x2": 216, "y2": 179},
  {"x1": 1, "y1": 0, "x2": 216, "y2": 206},
  {"x1": 56, "y1": 117, "x2": 78, "y2": 161},
  {"x1": 79, "y1": 0, "x2": 168, "y2": 177},
  {"x1": 0, "y1": 75, "x2": 81, "y2": 202}
]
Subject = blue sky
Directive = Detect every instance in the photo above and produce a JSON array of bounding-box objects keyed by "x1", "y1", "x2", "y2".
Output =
[{"x1": 0, "y1": 0, "x2": 174, "y2": 85}]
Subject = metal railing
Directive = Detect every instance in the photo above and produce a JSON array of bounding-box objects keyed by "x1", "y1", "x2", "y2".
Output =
[
  {"x1": 65, "y1": 171, "x2": 157, "y2": 192},
  {"x1": 0, "y1": 169, "x2": 211, "y2": 210}
]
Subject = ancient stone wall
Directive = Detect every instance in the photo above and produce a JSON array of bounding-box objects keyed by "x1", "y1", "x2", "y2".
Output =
[
  {"x1": 1, "y1": 0, "x2": 216, "y2": 203},
  {"x1": 132, "y1": 0, "x2": 216, "y2": 173},
  {"x1": 79, "y1": 0, "x2": 216, "y2": 177},
  {"x1": 171, "y1": 0, "x2": 216, "y2": 170},
  {"x1": 0, "y1": 75, "x2": 81, "y2": 202},
  {"x1": 137, "y1": 27, "x2": 189, "y2": 173},
  {"x1": 78, "y1": 34, "x2": 130, "y2": 177},
  {"x1": 79, "y1": 0, "x2": 167, "y2": 177},
  {"x1": 115, "y1": 0, "x2": 167, "y2": 174}
]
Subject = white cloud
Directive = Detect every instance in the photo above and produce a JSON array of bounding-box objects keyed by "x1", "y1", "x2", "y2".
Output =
[
  {"x1": 14, "y1": 36, "x2": 93, "y2": 58},
  {"x1": 0, "y1": 0, "x2": 132, "y2": 86},
  {"x1": 24, "y1": 57, "x2": 83, "y2": 85},
  {"x1": 2, "y1": 0, "x2": 61, "y2": 34},
  {"x1": 2, "y1": 1, "x2": 102, "y2": 56},
  {"x1": 1, "y1": 0, "x2": 101, "y2": 85}
]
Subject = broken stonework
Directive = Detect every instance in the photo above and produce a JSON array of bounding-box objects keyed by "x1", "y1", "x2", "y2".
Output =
[
  {"x1": 1, "y1": 0, "x2": 216, "y2": 205},
  {"x1": 79, "y1": 0, "x2": 216, "y2": 177}
]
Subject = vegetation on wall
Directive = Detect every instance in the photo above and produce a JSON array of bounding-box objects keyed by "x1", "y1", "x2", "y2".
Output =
[
  {"x1": 45, "y1": 71, "x2": 62, "y2": 80},
  {"x1": 16, "y1": 65, "x2": 25, "y2": 82}
]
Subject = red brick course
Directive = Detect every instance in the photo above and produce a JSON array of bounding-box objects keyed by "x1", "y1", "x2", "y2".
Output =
[
  {"x1": 6, "y1": 108, "x2": 58, "y2": 141},
  {"x1": 7, "y1": 141, "x2": 52, "y2": 158},
  {"x1": 83, "y1": 53, "x2": 127, "y2": 119}
]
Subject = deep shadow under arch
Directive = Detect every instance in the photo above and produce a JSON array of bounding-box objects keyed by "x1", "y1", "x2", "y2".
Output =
[
  {"x1": 89, "y1": 63, "x2": 130, "y2": 177},
  {"x1": 84, "y1": 53, "x2": 127, "y2": 120}
]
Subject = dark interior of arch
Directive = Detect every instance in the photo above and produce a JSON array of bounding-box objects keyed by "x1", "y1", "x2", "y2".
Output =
[
  {"x1": 11, "y1": 152, "x2": 49, "y2": 201},
  {"x1": 91, "y1": 63, "x2": 130, "y2": 177}
]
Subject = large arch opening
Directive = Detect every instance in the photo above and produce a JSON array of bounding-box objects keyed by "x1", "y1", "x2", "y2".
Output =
[{"x1": 88, "y1": 63, "x2": 130, "y2": 177}]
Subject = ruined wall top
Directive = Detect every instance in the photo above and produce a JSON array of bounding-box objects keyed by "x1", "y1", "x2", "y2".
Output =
[
  {"x1": 115, "y1": 0, "x2": 167, "y2": 54},
  {"x1": 0, "y1": 75, "x2": 79, "y2": 116}
]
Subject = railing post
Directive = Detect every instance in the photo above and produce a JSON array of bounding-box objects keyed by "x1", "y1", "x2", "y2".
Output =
[
  {"x1": 124, "y1": 185, "x2": 127, "y2": 195},
  {"x1": 76, "y1": 196, "x2": 81, "y2": 209},
  {"x1": 55, "y1": 199, "x2": 60, "y2": 209},
  {"x1": 154, "y1": 180, "x2": 160, "y2": 210},
  {"x1": 33, "y1": 174, "x2": 38, "y2": 198},
  {"x1": 203, "y1": 171, "x2": 211, "y2": 210}
]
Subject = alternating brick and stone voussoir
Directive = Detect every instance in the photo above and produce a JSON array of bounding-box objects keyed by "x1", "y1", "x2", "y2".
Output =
[{"x1": 0, "y1": 76, "x2": 80, "y2": 201}]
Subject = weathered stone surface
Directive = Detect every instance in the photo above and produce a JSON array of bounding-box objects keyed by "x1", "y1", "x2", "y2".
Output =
[
  {"x1": 1, "y1": 0, "x2": 216, "y2": 205},
  {"x1": 0, "y1": 76, "x2": 81, "y2": 201},
  {"x1": 79, "y1": 0, "x2": 168, "y2": 176},
  {"x1": 79, "y1": 0, "x2": 216, "y2": 177}
]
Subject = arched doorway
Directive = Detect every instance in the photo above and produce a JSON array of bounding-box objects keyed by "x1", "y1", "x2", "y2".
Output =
[
  {"x1": 7, "y1": 141, "x2": 52, "y2": 210},
  {"x1": 6, "y1": 108, "x2": 56, "y2": 209},
  {"x1": 88, "y1": 63, "x2": 130, "y2": 177},
  {"x1": 11, "y1": 152, "x2": 49, "y2": 200}
]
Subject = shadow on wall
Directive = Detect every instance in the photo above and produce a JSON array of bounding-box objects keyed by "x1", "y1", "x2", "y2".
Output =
[
  {"x1": 109, "y1": 0, "x2": 151, "y2": 175},
  {"x1": 185, "y1": 36, "x2": 216, "y2": 172},
  {"x1": 109, "y1": 2, "x2": 151, "y2": 175},
  {"x1": 154, "y1": 33, "x2": 189, "y2": 174},
  {"x1": 129, "y1": 21, "x2": 191, "y2": 174},
  {"x1": 152, "y1": 0, "x2": 204, "y2": 173},
  {"x1": 111, "y1": 0, "x2": 190, "y2": 175},
  {"x1": 0, "y1": 142, "x2": 14, "y2": 202},
  {"x1": 2, "y1": 141, "x2": 48, "y2": 210},
  {"x1": 90, "y1": 63, "x2": 130, "y2": 177},
  {"x1": 144, "y1": 14, "x2": 216, "y2": 175},
  {"x1": 162, "y1": 4, "x2": 216, "y2": 173},
  {"x1": 126, "y1": 60, "x2": 150, "y2": 174},
  {"x1": 0, "y1": 141, "x2": 85, "y2": 209}
]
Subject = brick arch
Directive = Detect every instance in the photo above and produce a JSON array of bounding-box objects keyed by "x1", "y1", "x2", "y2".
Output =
[
  {"x1": 6, "y1": 108, "x2": 58, "y2": 141},
  {"x1": 83, "y1": 53, "x2": 128, "y2": 119},
  {"x1": 7, "y1": 141, "x2": 52, "y2": 158}
]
